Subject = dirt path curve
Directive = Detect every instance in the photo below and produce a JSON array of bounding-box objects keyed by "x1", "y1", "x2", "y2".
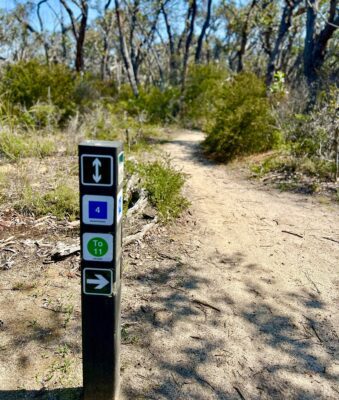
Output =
[{"x1": 122, "y1": 130, "x2": 339, "y2": 400}]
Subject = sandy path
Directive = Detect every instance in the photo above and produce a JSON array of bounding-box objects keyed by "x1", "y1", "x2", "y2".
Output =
[{"x1": 122, "y1": 130, "x2": 339, "y2": 399}]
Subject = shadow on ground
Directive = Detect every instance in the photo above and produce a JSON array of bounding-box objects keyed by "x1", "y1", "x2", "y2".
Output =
[
  {"x1": 0, "y1": 388, "x2": 82, "y2": 400},
  {"x1": 122, "y1": 233, "x2": 339, "y2": 399}
]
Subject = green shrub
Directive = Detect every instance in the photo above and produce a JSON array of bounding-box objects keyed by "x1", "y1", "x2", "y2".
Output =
[
  {"x1": 251, "y1": 153, "x2": 335, "y2": 180},
  {"x1": 139, "y1": 86, "x2": 180, "y2": 123},
  {"x1": 140, "y1": 160, "x2": 189, "y2": 221},
  {"x1": 250, "y1": 153, "x2": 292, "y2": 177},
  {"x1": 27, "y1": 102, "x2": 61, "y2": 129},
  {"x1": 204, "y1": 73, "x2": 281, "y2": 162},
  {"x1": 183, "y1": 64, "x2": 228, "y2": 128},
  {"x1": 0, "y1": 61, "x2": 76, "y2": 123},
  {"x1": 115, "y1": 85, "x2": 180, "y2": 124}
]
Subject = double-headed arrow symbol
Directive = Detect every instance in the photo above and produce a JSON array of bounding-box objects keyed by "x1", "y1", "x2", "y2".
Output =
[
  {"x1": 92, "y1": 158, "x2": 102, "y2": 183},
  {"x1": 87, "y1": 274, "x2": 109, "y2": 290}
]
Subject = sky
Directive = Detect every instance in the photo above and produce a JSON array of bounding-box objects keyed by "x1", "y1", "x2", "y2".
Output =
[{"x1": 0, "y1": 0, "x2": 99, "y2": 31}]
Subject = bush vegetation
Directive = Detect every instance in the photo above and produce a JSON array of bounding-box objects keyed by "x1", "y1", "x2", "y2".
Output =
[
  {"x1": 14, "y1": 184, "x2": 79, "y2": 220},
  {"x1": 0, "y1": 61, "x2": 76, "y2": 124},
  {"x1": 0, "y1": 58, "x2": 337, "y2": 220},
  {"x1": 140, "y1": 160, "x2": 190, "y2": 221},
  {"x1": 0, "y1": 131, "x2": 57, "y2": 160},
  {"x1": 203, "y1": 73, "x2": 281, "y2": 162}
]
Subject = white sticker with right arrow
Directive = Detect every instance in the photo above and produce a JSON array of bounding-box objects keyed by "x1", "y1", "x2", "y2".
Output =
[{"x1": 83, "y1": 268, "x2": 113, "y2": 296}]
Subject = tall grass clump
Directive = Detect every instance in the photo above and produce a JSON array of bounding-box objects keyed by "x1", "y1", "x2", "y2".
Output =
[
  {"x1": 0, "y1": 131, "x2": 57, "y2": 161},
  {"x1": 203, "y1": 73, "x2": 281, "y2": 162},
  {"x1": 140, "y1": 160, "x2": 189, "y2": 221},
  {"x1": 14, "y1": 184, "x2": 79, "y2": 220}
]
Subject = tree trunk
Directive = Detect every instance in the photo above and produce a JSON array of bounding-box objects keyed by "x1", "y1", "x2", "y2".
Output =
[
  {"x1": 266, "y1": 1, "x2": 302, "y2": 86},
  {"x1": 304, "y1": 0, "x2": 338, "y2": 87},
  {"x1": 195, "y1": 0, "x2": 213, "y2": 63},
  {"x1": 60, "y1": 0, "x2": 89, "y2": 73},
  {"x1": 161, "y1": 4, "x2": 177, "y2": 85},
  {"x1": 181, "y1": 0, "x2": 197, "y2": 93},
  {"x1": 114, "y1": 0, "x2": 139, "y2": 97},
  {"x1": 75, "y1": 5, "x2": 88, "y2": 72},
  {"x1": 236, "y1": 0, "x2": 257, "y2": 73}
]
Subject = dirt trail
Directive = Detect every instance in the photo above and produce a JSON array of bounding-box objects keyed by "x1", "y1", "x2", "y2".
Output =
[
  {"x1": 121, "y1": 130, "x2": 339, "y2": 399},
  {"x1": 0, "y1": 130, "x2": 338, "y2": 400}
]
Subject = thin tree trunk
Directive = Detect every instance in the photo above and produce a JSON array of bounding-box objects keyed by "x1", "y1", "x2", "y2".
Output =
[
  {"x1": 304, "y1": 0, "x2": 338, "y2": 87},
  {"x1": 236, "y1": 0, "x2": 257, "y2": 73},
  {"x1": 266, "y1": 0, "x2": 302, "y2": 86},
  {"x1": 37, "y1": 0, "x2": 50, "y2": 65},
  {"x1": 195, "y1": 0, "x2": 213, "y2": 63},
  {"x1": 60, "y1": 0, "x2": 88, "y2": 72},
  {"x1": 114, "y1": 0, "x2": 139, "y2": 96},
  {"x1": 101, "y1": 0, "x2": 113, "y2": 80},
  {"x1": 161, "y1": 4, "x2": 177, "y2": 84},
  {"x1": 75, "y1": 3, "x2": 88, "y2": 72},
  {"x1": 181, "y1": 0, "x2": 197, "y2": 93}
]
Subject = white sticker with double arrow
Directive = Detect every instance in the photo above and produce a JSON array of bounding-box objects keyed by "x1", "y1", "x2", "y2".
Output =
[{"x1": 81, "y1": 154, "x2": 113, "y2": 187}]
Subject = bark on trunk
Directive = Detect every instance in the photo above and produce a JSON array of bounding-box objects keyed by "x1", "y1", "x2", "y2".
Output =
[
  {"x1": 236, "y1": 0, "x2": 257, "y2": 73},
  {"x1": 266, "y1": 1, "x2": 302, "y2": 86},
  {"x1": 114, "y1": 0, "x2": 139, "y2": 97},
  {"x1": 181, "y1": 0, "x2": 197, "y2": 93},
  {"x1": 195, "y1": 0, "x2": 213, "y2": 63},
  {"x1": 304, "y1": 0, "x2": 338, "y2": 87}
]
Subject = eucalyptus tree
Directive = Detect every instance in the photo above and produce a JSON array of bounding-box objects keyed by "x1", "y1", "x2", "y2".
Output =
[
  {"x1": 59, "y1": 0, "x2": 89, "y2": 72},
  {"x1": 304, "y1": 0, "x2": 339, "y2": 86}
]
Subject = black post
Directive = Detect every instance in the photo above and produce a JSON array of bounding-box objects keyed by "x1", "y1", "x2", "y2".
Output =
[{"x1": 79, "y1": 140, "x2": 124, "y2": 400}]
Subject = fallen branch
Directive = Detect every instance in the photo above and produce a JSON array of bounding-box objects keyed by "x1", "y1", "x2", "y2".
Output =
[
  {"x1": 234, "y1": 386, "x2": 246, "y2": 400},
  {"x1": 303, "y1": 271, "x2": 321, "y2": 294},
  {"x1": 50, "y1": 244, "x2": 80, "y2": 262},
  {"x1": 123, "y1": 217, "x2": 158, "y2": 246},
  {"x1": 126, "y1": 189, "x2": 148, "y2": 219},
  {"x1": 157, "y1": 251, "x2": 180, "y2": 261},
  {"x1": 192, "y1": 299, "x2": 221, "y2": 312},
  {"x1": 125, "y1": 173, "x2": 139, "y2": 196},
  {"x1": 198, "y1": 377, "x2": 217, "y2": 392},
  {"x1": 282, "y1": 230, "x2": 303, "y2": 239},
  {"x1": 322, "y1": 236, "x2": 339, "y2": 244},
  {"x1": 310, "y1": 323, "x2": 323, "y2": 343},
  {"x1": 304, "y1": 316, "x2": 323, "y2": 343}
]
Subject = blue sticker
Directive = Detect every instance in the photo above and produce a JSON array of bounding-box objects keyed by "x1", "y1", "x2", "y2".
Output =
[
  {"x1": 118, "y1": 196, "x2": 123, "y2": 215},
  {"x1": 117, "y1": 190, "x2": 123, "y2": 223},
  {"x1": 88, "y1": 201, "x2": 108, "y2": 220}
]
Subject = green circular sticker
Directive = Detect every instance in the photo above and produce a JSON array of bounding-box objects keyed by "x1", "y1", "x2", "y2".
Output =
[{"x1": 87, "y1": 237, "x2": 108, "y2": 257}]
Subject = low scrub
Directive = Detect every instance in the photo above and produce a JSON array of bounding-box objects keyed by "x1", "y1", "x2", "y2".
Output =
[
  {"x1": 82, "y1": 104, "x2": 159, "y2": 152},
  {"x1": 0, "y1": 131, "x2": 57, "y2": 161},
  {"x1": 0, "y1": 61, "x2": 77, "y2": 124},
  {"x1": 203, "y1": 73, "x2": 281, "y2": 162},
  {"x1": 14, "y1": 184, "x2": 79, "y2": 220},
  {"x1": 115, "y1": 85, "x2": 180, "y2": 124},
  {"x1": 251, "y1": 153, "x2": 335, "y2": 181},
  {"x1": 140, "y1": 160, "x2": 189, "y2": 221}
]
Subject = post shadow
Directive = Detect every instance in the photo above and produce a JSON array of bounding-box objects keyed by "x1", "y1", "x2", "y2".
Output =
[{"x1": 0, "y1": 388, "x2": 82, "y2": 400}]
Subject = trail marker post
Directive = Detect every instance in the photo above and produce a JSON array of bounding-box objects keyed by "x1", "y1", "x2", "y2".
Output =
[{"x1": 79, "y1": 141, "x2": 124, "y2": 400}]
